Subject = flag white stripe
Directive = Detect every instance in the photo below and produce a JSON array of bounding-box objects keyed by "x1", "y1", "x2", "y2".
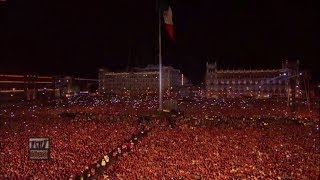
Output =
[{"x1": 163, "y1": 6, "x2": 173, "y2": 25}]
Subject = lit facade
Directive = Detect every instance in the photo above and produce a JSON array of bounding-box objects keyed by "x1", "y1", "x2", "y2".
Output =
[
  {"x1": 55, "y1": 76, "x2": 98, "y2": 97},
  {"x1": 206, "y1": 61, "x2": 306, "y2": 99},
  {"x1": 0, "y1": 74, "x2": 57, "y2": 101},
  {"x1": 99, "y1": 65, "x2": 183, "y2": 96}
]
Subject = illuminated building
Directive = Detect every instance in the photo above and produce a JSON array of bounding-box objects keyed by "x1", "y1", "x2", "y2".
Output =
[
  {"x1": 55, "y1": 76, "x2": 98, "y2": 97},
  {"x1": 99, "y1": 65, "x2": 183, "y2": 96},
  {"x1": 0, "y1": 74, "x2": 99, "y2": 100},
  {"x1": 206, "y1": 60, "x2": 308, "y2": 99},
  {"x1": 0, "y1": 74, "x2": 57, "y2": 101}
]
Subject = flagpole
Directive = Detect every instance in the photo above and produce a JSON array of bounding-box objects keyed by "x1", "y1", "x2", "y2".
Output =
[{"x1": 158, "y1": 0, "x2": 163, "y2": 111}]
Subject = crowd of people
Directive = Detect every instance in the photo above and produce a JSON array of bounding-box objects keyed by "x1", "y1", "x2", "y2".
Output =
[
  {"x1": 0, "y1": 95, "x2": 319, "y2": 179},
  {"x1": 0, "y1": 98, "x2": 140, "y2": 179},
  {"x1": 109, "y1": 118, "x2": 319, "y2": 179}
]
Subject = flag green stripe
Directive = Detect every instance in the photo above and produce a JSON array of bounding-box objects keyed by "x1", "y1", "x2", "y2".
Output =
[{"x1": 160, "y1": 0, "x2": 170, "y2": 11}]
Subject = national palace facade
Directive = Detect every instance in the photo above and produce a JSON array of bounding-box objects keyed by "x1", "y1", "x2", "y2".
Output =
[
  {"x1": 206, "y1": 60, "x2": 308, "y2": 99},
  {"x1": 99, "y1": 65, "x2": 184, "y2": 96}
]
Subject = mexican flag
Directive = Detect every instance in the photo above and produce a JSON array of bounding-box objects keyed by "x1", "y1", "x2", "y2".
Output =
[{"x1": 161, "y1": 0, "x2": 175, "y2": 41}]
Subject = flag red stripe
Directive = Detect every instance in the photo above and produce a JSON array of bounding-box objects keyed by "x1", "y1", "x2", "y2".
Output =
[{"x1": 165, "y1": 24, "x2": 175, "y2": 42}]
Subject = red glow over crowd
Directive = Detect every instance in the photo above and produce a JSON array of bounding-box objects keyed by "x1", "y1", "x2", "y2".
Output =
[{"x1": 0, "y1": 95, "x2": 319, "y2": 179}]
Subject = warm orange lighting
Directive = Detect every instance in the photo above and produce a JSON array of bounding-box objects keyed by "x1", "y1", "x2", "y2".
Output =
[
  {"x1": 38, "y1": 89, "x2": 55, "y2": 91},
  {"x1": 0, "y1": 90, "x2": 24, "y2": 93},
  {"x1": 38, "y1": 76, "x2": 52, "y2": 79},
  {"x1": 0, "y1": 74, "x2": 24, "y2": 78},
  {"x1": 105, "y1": 72, "x2": 158, "y2": 76},
  {"x1": 36, "y1": 81, "x2": 53, "y2": 84},
  {"x1": 0, "y1": 81, "x2": 25, "y2": 83}
]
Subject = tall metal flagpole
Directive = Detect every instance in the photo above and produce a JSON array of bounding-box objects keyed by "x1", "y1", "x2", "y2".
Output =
[{"x1": 158, "y1": 0, "x2": 163, "y2": 111}]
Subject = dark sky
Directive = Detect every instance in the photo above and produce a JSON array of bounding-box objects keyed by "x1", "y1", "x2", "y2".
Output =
[{"x1": 0, "y1": 0, "x2": 319, "y2": 84}]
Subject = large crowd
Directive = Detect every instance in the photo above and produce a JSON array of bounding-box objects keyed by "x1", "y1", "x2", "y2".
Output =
[
  {"x1": 0, "y1": 95, "x2": 319, "y2": 179},
  {"x1": 110, "y1": 118, "x2": 319, "y2": 179}
]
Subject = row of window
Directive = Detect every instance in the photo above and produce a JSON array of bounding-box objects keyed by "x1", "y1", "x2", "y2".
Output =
[
  {"x1": 103, "y1": 87, "x2": 158, "y2": 91},
  {"x1": 104, "y1": 79, "x2": 159, "y2": 83},
  {"x1": 104, "y1": 75, "x2": 158, "y2": 79},
  {"x1": 209, "y1": 79, "x2": 287, "y2": 85},
  {"x1": 209, "y1": 88, "x2": 288, "y2": 92}
]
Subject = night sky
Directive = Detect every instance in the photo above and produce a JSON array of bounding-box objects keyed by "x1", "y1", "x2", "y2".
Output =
[{"x1": 0, "y1": 0, "x2": 319, "y2": 84}]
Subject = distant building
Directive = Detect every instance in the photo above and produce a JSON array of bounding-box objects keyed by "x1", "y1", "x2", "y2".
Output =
[
  {"x1": 99, "y1": 65, "x2": 183, "y2": 96},
  {"x1": 206, "y1": 60, "x2": 309, "y2": 100},
  {"x1": 0, "y1": 74, "x2": 57, "y2": 101},
  {"x1": 0, "y1": 74, "x2": 99, "y2": 101},
  {"x1": 55, "y1": 76, "x2": 98, "y2": 97}
]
